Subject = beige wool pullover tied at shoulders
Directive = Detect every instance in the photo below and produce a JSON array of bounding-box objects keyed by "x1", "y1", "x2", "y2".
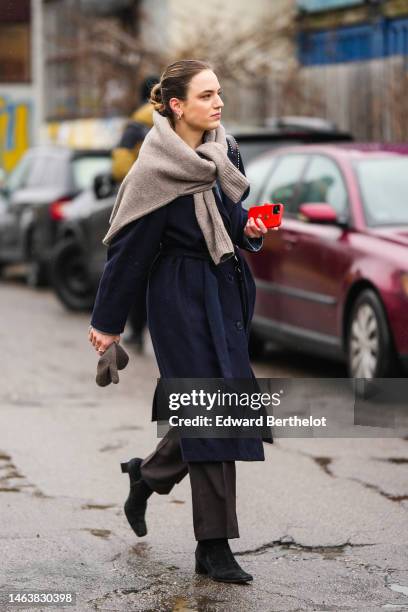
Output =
[{"x1": 102, "y1": 109, "x2": 250, "y2": 266}]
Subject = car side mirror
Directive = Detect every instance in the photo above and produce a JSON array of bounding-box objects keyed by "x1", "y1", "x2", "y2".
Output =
[
  {"x1": 298, "y1": 202, "x2": 348, "y2": 227},
  {"x1": 93, "y1": 172, "x2": 117, "y2": 200}
]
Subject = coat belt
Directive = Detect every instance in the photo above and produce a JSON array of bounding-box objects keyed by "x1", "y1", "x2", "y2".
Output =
[{"x1": 159, "y1": 246, "x2": 213, "y2": 261}]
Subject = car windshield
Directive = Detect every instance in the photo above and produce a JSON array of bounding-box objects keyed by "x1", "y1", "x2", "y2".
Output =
[
  {"x1": 72, "y1": 155, "x2": 112, "y2": 191},
  {"x1": 355, "y1": 157, "x2": 408, "y2": 226}
]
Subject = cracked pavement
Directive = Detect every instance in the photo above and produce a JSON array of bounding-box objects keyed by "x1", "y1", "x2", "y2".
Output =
[{"x1": 1, "y1": 278, "x2": 408, "y2": 611}]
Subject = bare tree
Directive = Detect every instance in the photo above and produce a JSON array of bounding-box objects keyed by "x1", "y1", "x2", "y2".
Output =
[
  {"x1": 44, "y1": 0, "x2": 327, "y2": 125},
  {"x1": 45, "y1": 2, "x2": 166, "y2": 119},
  {"x1": 165, "y1": 1, "x2": 327, "y2": 124},
  {"x1": 170, "y1": 2, "x2": 296, "y2": 82}
]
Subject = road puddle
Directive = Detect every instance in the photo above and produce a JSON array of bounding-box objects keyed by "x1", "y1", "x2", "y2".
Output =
[{"x1": 172, "y1": 596, "x2": 226, "y2": 611}]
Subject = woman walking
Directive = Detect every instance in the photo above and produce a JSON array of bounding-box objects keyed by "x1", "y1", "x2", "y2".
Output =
[{"x1": 88, "y1": 59, "x2": 276, "y2": 584}]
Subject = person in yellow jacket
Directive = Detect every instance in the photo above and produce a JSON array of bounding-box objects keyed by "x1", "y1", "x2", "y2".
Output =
[
  {"x1": 112, "y1": 75, "x2": 159, "y2": 183},
  {"x1": 112, "y1": 76, "x2": 159, "y2": 349}
]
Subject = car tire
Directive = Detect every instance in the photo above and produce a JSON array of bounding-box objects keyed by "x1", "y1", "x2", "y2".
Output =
[
  {"x1": 346, "y1": 289, "x2": 400, "y2": 386},
  {"x1": 51, "y1": 238, "x2": 95, "y2": 311}
]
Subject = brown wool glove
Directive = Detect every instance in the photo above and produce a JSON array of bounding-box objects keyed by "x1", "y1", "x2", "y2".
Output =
[{"x1": 96, "y1": 342, "x2": 129, "y2": 387}]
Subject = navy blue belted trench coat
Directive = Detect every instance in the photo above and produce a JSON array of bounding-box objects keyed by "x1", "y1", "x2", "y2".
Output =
[{"x1": 90, "y1": 141, "x2": 274, "y2": 462}]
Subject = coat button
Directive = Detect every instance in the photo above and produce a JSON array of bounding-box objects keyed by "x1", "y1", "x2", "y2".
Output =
[
  {"x1": 227, "y1": 272, "x2": 234, "y2": 282},
  {"x1": 235, "y1": 320, "x2": 244, "y2": 330}
]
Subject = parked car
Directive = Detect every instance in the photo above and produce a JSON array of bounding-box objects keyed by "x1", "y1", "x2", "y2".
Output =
[
  {"x1": 50, "y1": 177, "x2": 117, "y2": 310},
  {"x1": 226, "y1": 116, "x2": 353, "y2": 165},
  {"x1": 243, "y1": 143, "x2": 408, "y2": 379},
  {"x1": 50, "y1": 120, "x2": 353, "y2": 310},
  {"x1": 0, "y1": 146, "x2": 112, "y2": 285}
]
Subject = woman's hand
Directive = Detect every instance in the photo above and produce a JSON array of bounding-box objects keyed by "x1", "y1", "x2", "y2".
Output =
[
  {"x1": 244, "y1": 216, "x2": 279, "y2": 238},
  {"x1": 88, "y1": 326, "x2": 120, "y2": 355}
]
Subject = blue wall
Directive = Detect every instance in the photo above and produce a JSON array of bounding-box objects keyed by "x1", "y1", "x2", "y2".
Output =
[{"x1": 299, "y1": 17, "x2": 408, "y2": 65}]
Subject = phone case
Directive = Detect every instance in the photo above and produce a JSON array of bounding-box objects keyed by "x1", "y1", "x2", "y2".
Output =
[{"x1": 248, "y1": 203, "x2": 284, "y2": 228}]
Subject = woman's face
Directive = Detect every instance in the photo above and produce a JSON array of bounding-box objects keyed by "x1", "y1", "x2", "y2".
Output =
[{"x1": 171, "y1": 69, "x2": 224, "y2": 131}]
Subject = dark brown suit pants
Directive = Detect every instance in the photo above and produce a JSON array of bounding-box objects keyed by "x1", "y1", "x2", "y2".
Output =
[{"x1": 140, "y1": 428, "x2": 239, "y2": 541}]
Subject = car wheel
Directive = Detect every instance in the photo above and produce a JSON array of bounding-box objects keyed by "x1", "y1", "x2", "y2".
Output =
[
  {"x1": 346, "y1": 289, "x2": 398, "y2": 381},
  {"x1": 51, "y1": 238, "x2": 95, "y2": 311}
]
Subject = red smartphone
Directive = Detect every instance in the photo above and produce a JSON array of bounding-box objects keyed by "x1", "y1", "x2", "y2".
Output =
[{"x1": 248, "y1": 203, "x2": 284, "y2": 229}]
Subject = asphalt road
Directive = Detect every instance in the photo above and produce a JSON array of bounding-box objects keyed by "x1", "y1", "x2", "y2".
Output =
[{"x1": 1, "y1": 278, "x2": 407, "y2": 612}]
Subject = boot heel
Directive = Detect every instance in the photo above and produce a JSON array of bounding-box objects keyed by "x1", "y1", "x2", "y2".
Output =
[
  {"x1": 120, "y1": 461, "x2": 129, "y2": 474},
  {"x1": 121, "y1": 458, "x2": 143, "y2": 482},
  {"x1": 195, "y1": 558, "x2": 207, "y2": 575}
]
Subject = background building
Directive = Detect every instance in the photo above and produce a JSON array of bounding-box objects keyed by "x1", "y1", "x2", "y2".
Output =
[
  {"x1": 296, "y1": 0, "x2": 408, "y2": 140},
  {"x1": 1, "y1": 0, "x2": 297, "y2": 170},
  {"x1": 14, "y1": 0, "x2": 408, "y2": 172},
  {"x1": 0, "y1": 0, "x2": 44, "y2": 173}
]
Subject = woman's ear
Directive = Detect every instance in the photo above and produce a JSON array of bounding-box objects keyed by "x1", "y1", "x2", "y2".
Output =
[{"x1": 169, "y1": 97, "x2": 182, "y2": 117}]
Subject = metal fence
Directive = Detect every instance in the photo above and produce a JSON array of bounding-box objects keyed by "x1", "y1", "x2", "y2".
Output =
[{"x1": 291, "y1": 56, "x2": 408, "y2": 141}]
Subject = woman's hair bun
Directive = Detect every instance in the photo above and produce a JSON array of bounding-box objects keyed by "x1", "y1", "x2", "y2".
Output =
[{"x1": 149, "y1": 82, "x2": 165, "y2": 113}]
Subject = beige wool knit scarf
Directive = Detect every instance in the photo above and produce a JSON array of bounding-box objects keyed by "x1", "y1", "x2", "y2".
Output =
[{"x1": 102, "y1": 109, "x2": 250, "y2": 265}]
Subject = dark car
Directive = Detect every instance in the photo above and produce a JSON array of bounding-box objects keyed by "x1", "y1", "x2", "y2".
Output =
[
  {"x1": 243, "y1": 143, "x2": 408, "y2": 379},
  {"x1": 50, "y1": 180, "x2": 117, "y2": 310},
  {"x1": 0, "y1": 146, "x2": 112, "y2": 285}
]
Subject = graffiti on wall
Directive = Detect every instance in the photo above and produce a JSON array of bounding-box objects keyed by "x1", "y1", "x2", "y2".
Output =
[{"x1": 0, "y1": 95, "x2": 31, "y2": 173}]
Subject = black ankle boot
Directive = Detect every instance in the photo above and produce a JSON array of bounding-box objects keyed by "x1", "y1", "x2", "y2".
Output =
[
  {"x1": 195, "y1": 538, "x2": 253, "y2": 583},
  {"x1": 120, "y1": 457, "x2": 153, "y2": 537}
]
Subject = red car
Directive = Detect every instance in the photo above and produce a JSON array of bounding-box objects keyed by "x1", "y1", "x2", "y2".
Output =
[{"x1": 244, "y1": 143, "x2": 408, "y2": 378}]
